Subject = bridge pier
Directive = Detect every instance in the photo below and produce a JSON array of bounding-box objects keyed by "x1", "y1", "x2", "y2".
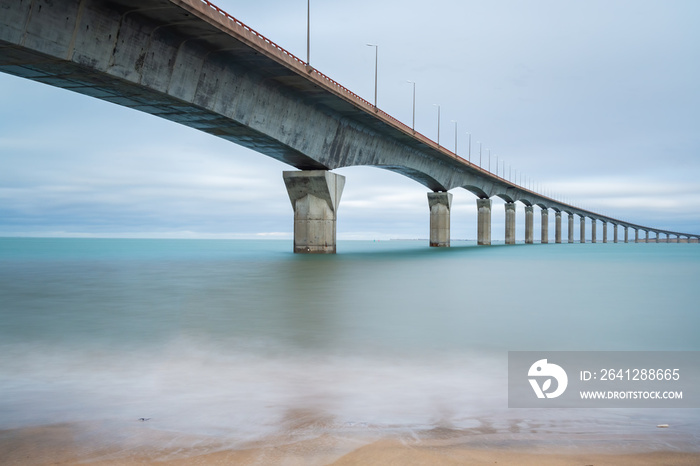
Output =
[
  {"x1": 635, "y1": 229, "x2": 640, "y2": 243},
  {"x1": 541, "y1": 208, "x2": 549, "y2": 244},
  {"x1": 602, "y1": 222, "x2": 608, "y2": 243},
  {"x1": 428, "y1": 192, "x2": 452, "y2": 247},
  {"x1": 624, "y1": 226, "x2": 629, "y2": 243},
  {"x1": 283, "y1": 170, "x2": 345, "y2": 254},
  {"x1": 525, "y1": 206, "x2": 534, "y2": 244},
  {"x1": 655, "y1": 232, "x2": 660, "y2": 243},
  {"x1": 555, "y1": 211, "x2": 562, "y2": 243},
  {"x1": 568, "y1": 213, "x2": 575, "y2": 243},
  {"x1": 614, "y1": 224, "x2": 618, "y2": 243},
  {"x1": 505, "y1": 202, "x2": 516, "y2": 244},
  {"x1": 477, "y1": 198, "x2": 492, "y2": 245},
  {"x1": 591, "y1": 218, "x2": 597, "y2": 243},
  {"x1": 580, "y1": 215, "x2": 586, "y2": 243},
  {"x1": 645, "y1": 230, "x2": 650, "y2": 243}
]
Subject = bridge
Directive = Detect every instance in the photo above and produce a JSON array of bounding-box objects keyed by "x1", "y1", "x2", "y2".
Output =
[{"x1": 1, "y1": 0, "x2": 697, "y2": 252}]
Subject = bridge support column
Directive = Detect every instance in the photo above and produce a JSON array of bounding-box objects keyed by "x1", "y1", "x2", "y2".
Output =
[
  {"x1": 614, "y1": 224, "x2": 618, "y2": 243},
  {"x1": 568, "y1": 213, "x2": 575, "y2": 243},
  {"x1": 541, "y1": 209, "x2": 549, "y2": 244},
  {"x1": 428, "y1": 192, "x2": 452, "y2": 247},
  {"x1": 505, "y1": 202, "x2": 516, "y2": 245},
  {"x1": 555, "y1": 211, "x2": 562, "y2": 244},
  {"x1": 591, "y1": 219, "x2": 597, "y2": 243},
  {"x1": 645, "y1": 230, "x2": 650, "y2": 243},
  {"x1": 477, "y1": 198, "x2": 492, "y2": 245},
  {"x1": 525, "y1": 206, "x2": 534, "y2": 244},
  {"x1": 635, "y1": 229, "x2": 640, "y2": 243},
  {"x1": 655, "y1": 232, "x2": 660, "y2": 243},
  {"x1": 580, "y1": 216, "x2": 586, "y2": 243},
  {"x1": 283, "y1": 170, "x2": 345, "y2": 254},
  {"x1": 602, "y1": 222, "x2": 608, "y2": 243},
  {"x1": 624, "y1": 227, "x2": 629, "y2": 243}
]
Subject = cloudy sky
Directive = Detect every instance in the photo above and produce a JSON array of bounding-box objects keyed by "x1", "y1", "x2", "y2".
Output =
[{"x1": 1, "y1": 0, "x2": 699, "y2": 240}]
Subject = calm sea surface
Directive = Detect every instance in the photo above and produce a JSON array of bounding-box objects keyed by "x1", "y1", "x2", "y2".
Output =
[{"x1": 1, "y1": 238, "x2": 699, "y2": 450}]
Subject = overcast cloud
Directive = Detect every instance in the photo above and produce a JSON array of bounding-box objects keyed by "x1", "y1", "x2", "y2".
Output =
[{"x1": 1, "y1": 0, "x2": 699, "y2": 239}]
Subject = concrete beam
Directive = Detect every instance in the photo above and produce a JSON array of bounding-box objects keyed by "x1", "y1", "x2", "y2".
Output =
[
  {"x1": 505, "y1": 202, "x2": 516, "y2": 245},
  {"x1": 525, "y1": 206, "x2": 534, "y2": 244},
  {"x1": 555, "y1": 211, "x2": 562, "y2": 244},
  {"x1": 428, "y1": 192, "x2": 452, "y2": 247},
  {"x1": 568, "y1": 213, "x2": 575, "y2": 244},
  {"x1": 477, "y1": 198, "x2": 492, "y2": 246},
  {"x1": 602, "y1": 222, "x2": 608, "y2": 243},
  {"x1": 541, "y1": 209, "x2": 549, "y2": 244},
  {"x1": 580, "y1": 215, "x2": 586, "y2": 243},
  {"x1": 283, "y1": 170, "x2": 345, "y2": 254}
]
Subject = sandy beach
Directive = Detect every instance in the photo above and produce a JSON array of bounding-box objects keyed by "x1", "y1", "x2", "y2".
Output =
[{"x1": 2, "y1": 421, "x2": 699, "y2": 466}]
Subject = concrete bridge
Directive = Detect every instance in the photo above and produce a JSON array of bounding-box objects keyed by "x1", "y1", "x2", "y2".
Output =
[{"x1": 1, "y1": 0, "x2": 697, "y2": 252}]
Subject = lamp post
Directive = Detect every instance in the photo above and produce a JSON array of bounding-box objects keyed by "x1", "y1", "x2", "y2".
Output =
[
  {"x1": 406, "y1": 80, "x2": 415, "y2": 131},
  {"x1": 451, "y1": 120, "x2": 458, "y2": 154},
  {"x1": 467, "y1": 132, "x2": 471, "y2": 162},
  {"x1": 366, "y1": 44, "x2": 378, "y2": 107},
  {"x1": 306, "y1": 0, "x2": 310, "y2": 65},
  {"x1": 433, "y1": 104, "x2": 440, "y2": 146},
  {"x1": 478, "y1": 142, "x2": 482, "y2": 167}
]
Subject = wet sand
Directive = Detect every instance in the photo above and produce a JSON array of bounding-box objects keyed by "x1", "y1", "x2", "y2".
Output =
[{"x1": 2, "y1": 422, "x2": 699, "y2": 465}]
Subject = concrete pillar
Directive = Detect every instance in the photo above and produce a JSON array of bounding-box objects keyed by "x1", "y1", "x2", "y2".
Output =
[
  {"x1": 624, "y1": 227, "x2": 629, "y2": 243},
  {"x1": 525, "y1": 206, "x2": 534, "y2": 244},
  {"x1": 505, "y1": 202, "x2": 516, "y2": 245},
  {"x1": 580, "y1": 215, "x2": 586, "y2": 243},
  {"x1": 568, "y1": 213, "x2": 575, "y2": 244},
  {"x1": 635, "y1": 229, "x2": 640, "y2": 243},
  {"x1": 602, "y1": 222, "x2": 608, "y2": 243},
  {"x1": 645, "y1": 230, "x2": 650, "y2": 243},
  {"x1": 541, "y1": 208, "x2": 549, "y2": 244},
  {"x1": 614, "y1": 224, "x2": 618, "y2": 243},
  {"x1": 428, "y1": 192, "x2": 452, "y2": 247},
  {"x1": 555, "y1": 211, "x2": 562, "y2": 244},
  {"x1": 283, "y1": 170, "x2": 345, "y2": 254},
  {"x1": 591, "y1": 218, "x2": 597, "y2": 244},
  {"x1": 477, "y1": 198, "x2": 492, "y2": 245},
  {"x1": 655, "y1": 232, "x2": 660, "y2": 243}
]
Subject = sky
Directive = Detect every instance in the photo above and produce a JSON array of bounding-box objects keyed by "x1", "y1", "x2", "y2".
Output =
[{"x1": 1, "y1": 0, "x2": 699, "y2": 240}]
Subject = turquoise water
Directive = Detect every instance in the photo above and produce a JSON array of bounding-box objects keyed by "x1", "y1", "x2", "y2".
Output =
[{"x1": 1, "y1": 238, "x2": 699, "y2": 449}]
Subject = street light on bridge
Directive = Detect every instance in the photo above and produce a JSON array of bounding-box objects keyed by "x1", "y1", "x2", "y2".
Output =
[
  {"x1": 467, "y1": 132, "x2": 471, "y2": 163},
  {"x1": 406, "y1": 80, "x2": 416, "y2": 131},
  {"x1": 366, "y1": 44, "x2": 378, "y2": 108},
  {"x1": 433, "y1": 104, "x2": 440, "y2": 146},
  {"x1": 451, "y1": 120, "x2": 458, "y2": 154}
]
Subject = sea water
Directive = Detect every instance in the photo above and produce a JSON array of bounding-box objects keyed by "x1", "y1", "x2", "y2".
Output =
[{"x1": 1, "y1": 238, "x2": 699, "y2": 451}]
